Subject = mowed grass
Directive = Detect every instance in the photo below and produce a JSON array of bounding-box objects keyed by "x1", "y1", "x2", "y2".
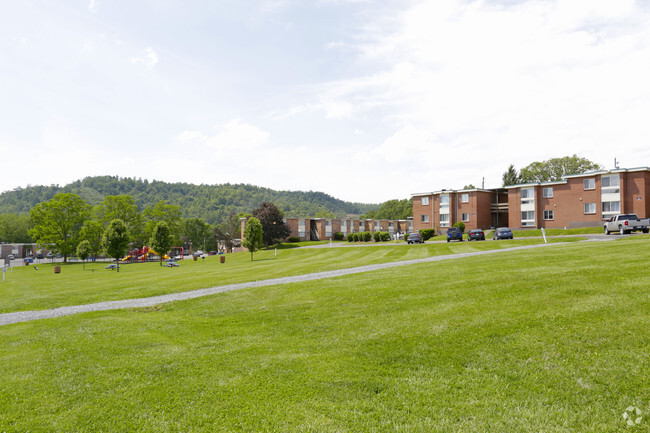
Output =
[
  {"x1": 0, "y1": 237, "x2": 580, "y2": 313},
  {"x1": 1, "y1": 237, "x2": 649, "y2": 432}
]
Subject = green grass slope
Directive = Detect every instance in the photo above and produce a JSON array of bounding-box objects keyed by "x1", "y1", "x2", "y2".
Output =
[
  {"x1": 1, "y1": 238, "x2": 578, "y2": 313},
  {"x1": 1, "y1": 237, "x2": 649, "y2": 432}
]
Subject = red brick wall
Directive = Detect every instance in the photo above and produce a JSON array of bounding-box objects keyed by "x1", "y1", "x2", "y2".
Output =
[{"x1": 412, "y1": 194, "x2": 433, "y2": 232}]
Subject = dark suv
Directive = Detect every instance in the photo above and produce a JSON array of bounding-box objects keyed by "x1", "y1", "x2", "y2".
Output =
[
  {"x1": 407, "y1": 233, "x2": 424, "y2": 244},
  {"x1": 446, "y1": 227, "x2": 463, "y2": 242}
]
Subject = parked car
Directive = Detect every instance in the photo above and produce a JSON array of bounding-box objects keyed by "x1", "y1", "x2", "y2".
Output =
[
  {"x1": 7, "y1": 254, "x2": 15, "y2": 261},
  {"x1": 46, "y1": 252, "x2": 53, "y2": 259},
  {"x1": 407, "y1": 233, "x2": 424, "y2": 244},
  {"x1": 446, "y1": 227, "x2": 463, "y2": 242},
  {"x1": 467, "y1": 229, "x2": 485, "y2": 241},
  {"x1": 603, "y1": 214, "x2": 650, "y2": 235},
  {"x1": 193, "y1": 250, "x2": 204, "y2": 257},
  {"x1": 492, "y1": 227, "x2": 513, "y2": 240},
  {"x1": 36, "y1": 253, "x2": 44, "y2": 259}
]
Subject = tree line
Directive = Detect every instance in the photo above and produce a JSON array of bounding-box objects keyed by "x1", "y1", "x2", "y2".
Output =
[
  {"x1": 0, "y1": 176, "x2": 378, "y2": 224},
  {"x1": 22, "y1": 193, "x2": 245, "y2": 263},
  {"x1": 502, "y1": 155, "x2": 602, "y2": 186}
]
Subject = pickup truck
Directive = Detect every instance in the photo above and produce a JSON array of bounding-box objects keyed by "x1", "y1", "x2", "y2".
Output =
[{"x1": 604, "y1": 214, "x2": 650, "y2": 235}]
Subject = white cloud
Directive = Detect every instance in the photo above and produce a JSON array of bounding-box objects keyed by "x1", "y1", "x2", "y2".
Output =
[
  {"x1": 300, "y1": 0, "x2": 650, "y2": 187},
  {"x1": 88, "y1": 0, "x2": 100, "y2": 13},
  {"x1": 204, "y1": 118, "x2": 271, "y2": 152},
  {"x1": 130, "y1": 47, "x2": 159, "y2": 68}
]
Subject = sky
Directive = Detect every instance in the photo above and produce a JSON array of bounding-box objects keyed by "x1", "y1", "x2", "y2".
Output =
[{"x1": 2, "y1": 0, "x2": 650, "y2": 204}]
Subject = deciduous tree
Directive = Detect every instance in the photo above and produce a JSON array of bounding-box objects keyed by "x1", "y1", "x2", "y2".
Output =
[
  {"x1": 80, "y1": 220, "x2": 104, "y2": 259},
  {"x1": 29, "y1": 193, "x2": 91, "y2": 263},
  {"x1": 252, "y1": 202, "x2": 290, "y2": 246},
  {"x1": 103, "y1": 219, "x2": 130, "y2": 272},
  {"x1": 519, "y1": 155, "x2": 602, "y2": 183},
  {"x1": 144, "y1": 200, "x2": 182, "y2": 243},
  {"x1": 149, "y1": 221, "x2": 174, "y2": 267},
  {"x1": 95, "y1": 195, "x2": 144, "y2": 241},
  {"x1": 242, "y1": 217, "x2": 263, "y2": 261},
  {"x1": 76, "y1": 240, "x2": 92, "y2": 270}
]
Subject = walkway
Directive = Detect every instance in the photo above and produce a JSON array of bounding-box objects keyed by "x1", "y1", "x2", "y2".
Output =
[{"x1": 0, "y1": 241, "x2": 598, "y2": 326}]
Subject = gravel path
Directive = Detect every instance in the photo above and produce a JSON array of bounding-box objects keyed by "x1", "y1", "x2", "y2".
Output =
[{"x1": 0, "y1": 241, "x2": 582, "y2": 326}]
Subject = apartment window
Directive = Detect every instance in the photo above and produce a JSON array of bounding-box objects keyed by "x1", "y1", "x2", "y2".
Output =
[
  {"x1": 584, "y1": 203, "x2": 596, "y2": 214},
  {"x1": 521, "y1": 210, "x2": 535, "y2": 227},
  {"x1": 461, "y1": 193, "x2": 469, "y2": 203},
  {"x1": 439, "y1": 194, "x2": 450, "y2": 205},
  {"x1": 601, "y1": 174, "x2": 620, "y2": 194},
  {"x1": 521, "y1": 188, "x2": 534, "y2": 199},
  {"x1": 421, "y1": 215, "x2": 429, "y2": 223},
  {"x1": 602, "y1": 201, "x2": 620, "y2": 215},
  {"x1": 360, "y1": 222, "x2": 365, "y2": 230},
  {"x1": 542, "y1": 187, "x2": 553, "y2": 198},
  {"x1": 421, "y1": 197, "x2": 429, "y2": 205},
  {"x1": 439, "y1": 213, "x2": 449, "y2": 227},
  {"x1": 326, "y1": 220, "x2": 332, "y2": 237},
  {"x1": 583, "y1": 178, "x2": 595, "y2": 190},
  {"x1": 341, "y1": 221, "x2": 347, "y2": 235},
  {"x1": 374, "y1": 221, "x2": 380, "y2": 230},
  {"x1": 298, "y1": 219, "x2": 306, "y2": 238},
  {"x1": 543, "y1": 210, "x2": 554, "y2": 220},
  {"x1": 461, "y1": 213, "x2": 469, "y2": 222},
  {"x1": 601, "y1": 175, "x2": 620, "y2": 188}
]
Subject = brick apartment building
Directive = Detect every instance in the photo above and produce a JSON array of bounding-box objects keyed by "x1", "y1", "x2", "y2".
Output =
[
  {"x1": 412, "y1": 166, "x2": 650, "y2": 232},
  {"x1": 241, "y1": 217, "x2": 414, "y2": 242},
  {"x1": 505, "y1": 167, "x2": 650, "y2": 229},
  {"x1": 412, "y1": 189, "x2": 508, "y2": 233}
]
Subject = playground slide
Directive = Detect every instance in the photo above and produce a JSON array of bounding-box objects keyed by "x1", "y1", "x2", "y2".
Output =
[{"x1": 148, "y1": 249, "x2": 170, "y2": 260}]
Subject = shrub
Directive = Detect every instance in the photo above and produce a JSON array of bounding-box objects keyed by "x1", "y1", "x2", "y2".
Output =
[
  {"x1": 287, "y1": 237, "x2": 301, "y2": 243},
  {"x1": 373, "y1": 231, "x2": 381, "y2": 242},
  {"x1": 404, "y1": 233, "x2": 409, "y2": 241},
  {"x1": 353, "y1": 233, "x2": 360, "y2": 242},
  {"x1": 420, "y1": 229, "x2": 435, "y2": 240},
  {"x1": 362, "y1": 231, "x2": 372, "y2": 242},
  {"x1": 453, "y1": 222, "x2": 466, "y2": 232},
  {"x1": 334, "y1": 232, "x2": 345, "y2": 241},
  {"x1": 347, "y1": 233, "x2": 354, "y2": 242},
  {"x1": 380, "y1": 231, "x2": 391, "y2": 242}
]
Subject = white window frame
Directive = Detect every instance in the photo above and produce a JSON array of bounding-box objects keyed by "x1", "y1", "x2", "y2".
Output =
[
  {"x1": 583, "y1": 178, "x2": 595, "y2": 190},
  {"x1": 421, "y1": 197, "x2": 429, "y2": 206},
  {"x1": 421, "y1": 214, "x2": 429, "y2": 223},
  {"x1": 543, "y1": 210, "x2": 554, "y2": 220},
  {"x1": 461, "y1": 213, "x2": 469, "y2": 222},
  {"x1": 460, "y1": 193, "x2": 469, "y2": 203},
  {"x1": 542, "y1": 187, "x2": 553, "y2": 198},
  {"x1": 521, "y1": 188, "x2": 534, "y2": 199},
  {"x1": 439, "y1": 213, "x2": 449, "y2": 227},
  {"x1": 584, "y1": 203, "x2": 596, "y2": 214},
  {"x1": 521, "y1": 210, "x2": 535, "y2": 226},
  {"x1": 602, "y1": 201, "x2": 620, "y2": 217}
]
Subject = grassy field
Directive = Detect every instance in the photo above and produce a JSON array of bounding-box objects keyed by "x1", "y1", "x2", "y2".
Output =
[
  {"x1": 0, "y1": 237, "x2": 579, "y2": 313},
  {"x1": 1, "y1": 236, "x2": 649, "y2": 432}
]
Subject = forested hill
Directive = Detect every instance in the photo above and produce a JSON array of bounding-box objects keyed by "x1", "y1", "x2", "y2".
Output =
[{"x1": 0, "y1": 176, "x2": 377, "y2": 225}]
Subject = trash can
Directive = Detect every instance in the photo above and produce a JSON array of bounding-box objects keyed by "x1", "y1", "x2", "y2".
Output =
[
  {"x1": 220, "y1": 256, "x2": 225, "y2": 264},
  {"x1": 54, "y1": 266, "x2": 61, "y2": 274}
]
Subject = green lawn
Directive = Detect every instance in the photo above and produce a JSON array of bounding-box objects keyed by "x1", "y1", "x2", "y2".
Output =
[
  {"x1": 1, "y1": 237, "x2": 648, "y2": 432},
  {"x1": 0, "y1": 237, "x2": 579, "y2": 313}
]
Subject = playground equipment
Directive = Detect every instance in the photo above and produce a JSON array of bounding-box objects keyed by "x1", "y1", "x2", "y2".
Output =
[{"x1": 122, "y1": 246, "x2": 170, "y2": 262}]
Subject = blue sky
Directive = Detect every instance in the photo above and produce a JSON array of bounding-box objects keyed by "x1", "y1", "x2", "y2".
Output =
[{"x1": 2, "y1": 0, "x2": 650, "y2": 203}]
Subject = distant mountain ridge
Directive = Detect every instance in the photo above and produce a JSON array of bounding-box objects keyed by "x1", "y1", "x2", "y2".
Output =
[{"x1": 0, "y1": 176, "x2": 377, "y2": 226}]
